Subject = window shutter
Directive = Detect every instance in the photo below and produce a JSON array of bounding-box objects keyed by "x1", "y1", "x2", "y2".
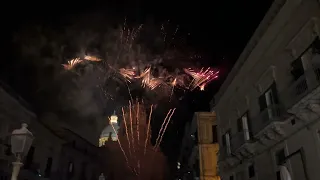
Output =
[
  {"x1": 222, "y1": 134, "x2": 226, "y2": 146},
  {"x1": 258, "y1": 94, "x2": 267, "y2": 111},
  {"x1": 237, "y1": 118, "x2": 242, "y2": 132},
  {"x1": 271, "y1": 82, "x2": 279, "y2": 104},
  {"x1": 247, "y1": 112, "x2": 253, "y2": 137}
]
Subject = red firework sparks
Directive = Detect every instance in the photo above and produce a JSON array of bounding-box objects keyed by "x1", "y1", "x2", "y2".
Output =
[{"x1": 184, "y1": 67, "x2": 219, "y2": 91}]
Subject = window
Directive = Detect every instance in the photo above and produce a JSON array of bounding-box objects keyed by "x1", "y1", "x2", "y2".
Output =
[
  {"x1": 291, "y1": 58, "x2": 304, "y2": 81},
  {"x1": 248, "y1": 164, "x2": 255, "y2": 178},
  {"x1": 212, "y1": 125, "x2": 218, "y2": 143},
  {"x1": 237, "y1": 112, "x2": 252, "y2": 140},
  {"x1": 259, "y1": 83, "x2": 279, "y2": 120},
  {"x1": 237, "y1": 118, "x2": 243, "y2": 132},
  {"x1": 222, "y1": 134, "x2": 226, "y2": 146},
  {"x1": 225, "y1": 131, "x2": 231, "y2": 155},
  {"x1": 276, "y1": 171, "x2": 281, "y2": 180},
  {"x1": 44, "y1": 157, "x2": 53, "y2": 178},
  {"x1": 276, "y1": 148, "x2": 286, "y2": 165},
  {"x1": 241, "y1": 113, "x2": 251, "y2": 141}
]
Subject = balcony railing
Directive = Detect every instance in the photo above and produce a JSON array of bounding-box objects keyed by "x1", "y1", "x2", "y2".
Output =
[
  {"x1": 281, "y1": 68, "x2": 320, "y2": 109},
  {"x1": 252, "y1": 105, "x2": 286, "y2": 136},
  {"x1": 231, "y1": 130, "x2": 251, "y2": 152},
  {"x1": 218, "y1": 145, "x2": 231, "y2": 161}
]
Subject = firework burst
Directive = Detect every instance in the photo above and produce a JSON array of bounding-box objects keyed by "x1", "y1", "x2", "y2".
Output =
[
  {"x1": 184, "y1": 67, "x2": 219, "y2": 91},
  {"x1": 62, "y1": 58, "x2": 83, "y2": 70}
]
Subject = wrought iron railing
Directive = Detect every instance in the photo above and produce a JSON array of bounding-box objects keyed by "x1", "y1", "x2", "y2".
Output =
[
  {"x1": 251, "y1": 105, "x2": 285, "y2": 136},
  {"x1": 280, "y1": 68, "x2": 320, "y2": 109},
  {"x1": 218, "y1": 145, "x2": 231, "y2": 161},
  {"x1": 231, "y1": 130, "x2": 251, "y2": 152}
]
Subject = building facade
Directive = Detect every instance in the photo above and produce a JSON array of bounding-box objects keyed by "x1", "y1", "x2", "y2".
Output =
[
  {"x1": 196, "y1": 112, "x2": 220, "y2": 180},
  {"x1": 213, "y1": 0, "x2": 320, "y2": 180},
  {"x1": 177, "y1": 112, "x2": 220, "y2": 180},
  {"x1": 0, "y1": 82, "x2": 105, "y2": 180},
  {"x1": 177, "y1": 113, "x2": 200, "y2": 180}
]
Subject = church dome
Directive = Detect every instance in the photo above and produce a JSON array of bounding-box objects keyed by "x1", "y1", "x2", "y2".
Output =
[{"x1": 99, "y1": 112, "x2": 120, "y2": 147}]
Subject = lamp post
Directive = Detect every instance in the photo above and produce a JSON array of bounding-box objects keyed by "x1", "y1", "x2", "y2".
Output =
[
  {"x1": 10, "y1": 123, "x2": 34, "y2": 180},
  {"x1": 99, "y1": 173, "x2": 105, "y2": 180}
]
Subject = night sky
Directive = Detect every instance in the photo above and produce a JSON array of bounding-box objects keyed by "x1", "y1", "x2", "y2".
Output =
[{"x1": 2, "y1": 0, "x2": 273, "y2": 175}]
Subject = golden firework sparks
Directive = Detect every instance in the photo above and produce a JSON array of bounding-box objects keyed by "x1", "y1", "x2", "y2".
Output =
[
  {"x1": 84, "y1": 55, "x2": 101, "y2": 62},
  {"x1": 62, "y1": 58, "x2": 83, "y2": 70},
  {"x1": 119, "y1": 68, "x2": 136, "y2": 82}
]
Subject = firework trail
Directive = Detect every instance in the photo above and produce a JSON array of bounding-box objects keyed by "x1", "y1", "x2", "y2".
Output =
[
  {"x1": 144, "y1": 104, "x2": 153, "y2": 155},
  {"x1": 161, "y1": 24, "x2": 167, "y2": 42},
  {"x1": 137, "y1": 101, "x2": 140, "y2": 145},
  {"x1": 122, "y1": 107, "x2": 132, "y2": 157},
  {"x1": 169, "y1": 78, "x2": 177, "y2": 102},
  {"x1": 138, "y1": 160, "x2": 141, "y2": 175},
  {"x1": 129, "y1": 101, "x2": 136, "y2": 154},
  {"x1": 154, "y1": 109, "x2": 172, "y2": 151},
  {"x1": 154, "y1": 108, "x2": 176, "y2": 150},
  {"x1": 125, "y1": 81, "x2": 133, "y2": 102},
  {"x1": 109, "y1": 117, "x2": 130, "y2": 169}
]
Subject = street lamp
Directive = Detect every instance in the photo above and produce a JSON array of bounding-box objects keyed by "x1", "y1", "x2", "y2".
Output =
[
  {"x1": 10, "y1": 123, "x2": 34, "y2": 180},
  {"x1": 99, "y1": 173, "x2": 105, "y2": 180}
]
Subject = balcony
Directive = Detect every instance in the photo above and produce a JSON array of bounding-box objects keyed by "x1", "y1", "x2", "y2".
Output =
[
  {"x1": 218, "y1": 146, "x2": 230, "y2": 161},
  {"x1": 218, "y1": 146, "x2": 238, "y2": 170},
  {"x1": 231, "y1": 131, "x2": 255, "y2": 159},
  {"x1": 280, "y1": 68, "x2": 320, "y2": 120},
  {"x1": 231, "y1": 131, "x2": 247, "y2": 152},
  {"x1": 251, "y1": 105, "x2": 289, "y2": 137},
  {"x1": 282, "y1": 68, "x2": 320, "y2": 108}
]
